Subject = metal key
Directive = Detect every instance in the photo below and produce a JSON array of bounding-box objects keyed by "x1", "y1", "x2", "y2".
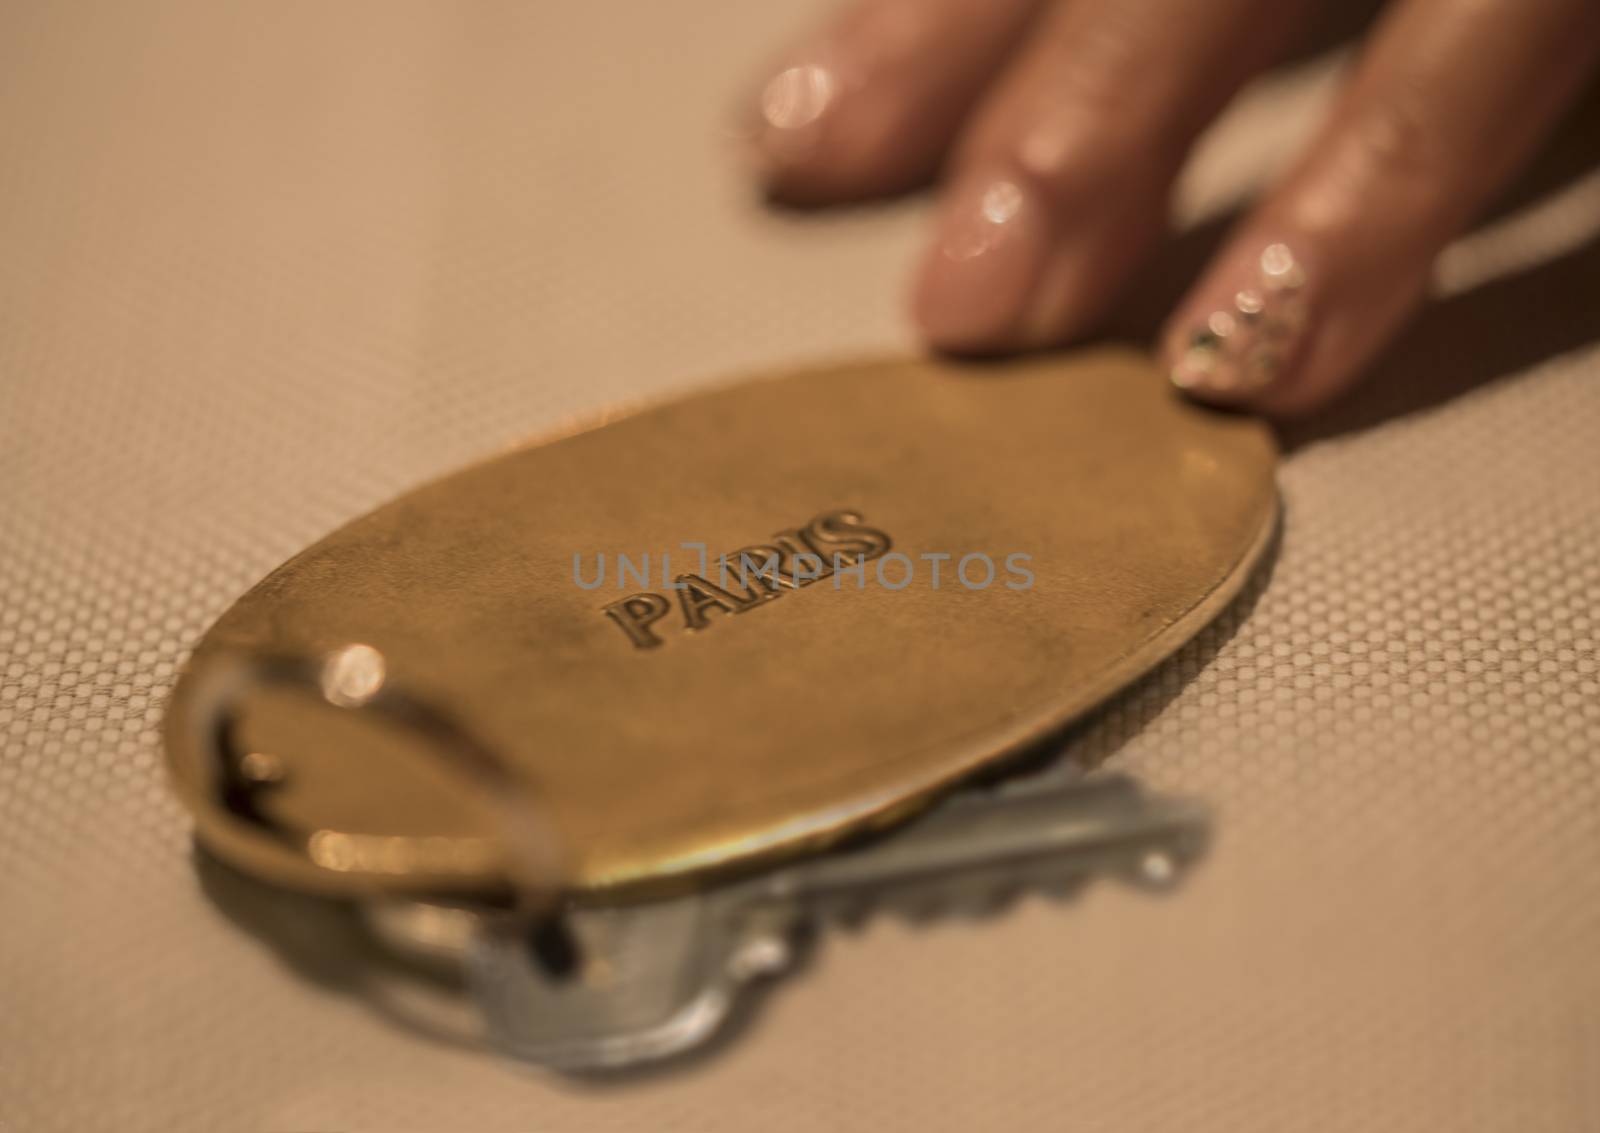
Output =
[{"x1": 418, "y1": 773, "x2": 1207, "y2": 1073}]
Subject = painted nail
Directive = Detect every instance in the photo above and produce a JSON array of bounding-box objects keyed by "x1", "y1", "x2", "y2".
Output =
[
  {"x1": 747, "y1": 54, "x2": 846, "y2": 179},
  {"x1": 1169, "y1": 242, "x2": 1312, "y2": 399},
  {"x1": 912, "y1": 171, "x2": 1050, "y2": 352}
]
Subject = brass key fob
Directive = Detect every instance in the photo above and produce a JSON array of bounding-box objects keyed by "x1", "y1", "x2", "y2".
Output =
[{"x1": 165, "y1": 347, "x2": 1274, "y2": 1068}]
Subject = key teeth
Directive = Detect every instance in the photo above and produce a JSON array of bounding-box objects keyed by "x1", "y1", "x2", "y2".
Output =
[{"x1": 815, "y1": 842, "x2": 1195, "y2": 931}]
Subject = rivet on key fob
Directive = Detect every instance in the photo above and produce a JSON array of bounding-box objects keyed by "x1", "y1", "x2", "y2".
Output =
[{"x1": 164, "y1": 347, "x2": 1276, "y2": 1072}]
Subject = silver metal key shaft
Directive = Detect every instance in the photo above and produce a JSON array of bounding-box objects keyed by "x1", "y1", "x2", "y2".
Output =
[{"x1": 456, "y1": 774, "x2": 1207, "y2": 1073}]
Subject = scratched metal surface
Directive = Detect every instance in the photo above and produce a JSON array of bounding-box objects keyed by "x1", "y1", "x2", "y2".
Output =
[{"x1": 2, "y1": 3, "x2": 1598, "y2": 1130}]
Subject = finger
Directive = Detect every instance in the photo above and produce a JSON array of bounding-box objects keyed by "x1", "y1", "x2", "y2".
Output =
[
  {"x1": 1164, "y1": 0, "x2": 1600, "y2": 415},
  {"x1": 912, "y1": 0, "x2": 1309, "y2": 352},
  {"x1": 745, "y1": 0, "x2": 1042, "y2": 206}
]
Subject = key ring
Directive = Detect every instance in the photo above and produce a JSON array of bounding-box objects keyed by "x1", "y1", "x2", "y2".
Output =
[{"x1": 180, "y1": 643, "x2": 568, "y2": 922}]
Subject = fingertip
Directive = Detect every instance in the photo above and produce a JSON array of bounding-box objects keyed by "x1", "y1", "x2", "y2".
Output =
[
  {"x1": 744, "y1": 0, "x2": 1043, "y2": 206},
  {"x1": 909, "y1": 170, "x2": 1053, "y2": 353},
  {"x1": 1163, "y1": 242, "x2": 1315, "y2": 413},
  {"x1": 742, "y1": 55, "x2": 848, "y2": 203}
]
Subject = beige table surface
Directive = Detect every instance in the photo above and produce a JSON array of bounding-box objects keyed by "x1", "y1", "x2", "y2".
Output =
[{"x1": 3, "y1": 3, "x2": 1599, "y2": 1130}]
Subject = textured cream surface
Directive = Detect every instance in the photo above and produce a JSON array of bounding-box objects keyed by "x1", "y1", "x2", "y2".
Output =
[{"x1": 2, "y1": 3, "x2": 1599, "y2": 1131}]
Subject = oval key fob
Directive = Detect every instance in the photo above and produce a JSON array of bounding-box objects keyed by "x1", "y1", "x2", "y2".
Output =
[{"x1": 164, "y1": 348, "x2": 1276, "y2": 901}]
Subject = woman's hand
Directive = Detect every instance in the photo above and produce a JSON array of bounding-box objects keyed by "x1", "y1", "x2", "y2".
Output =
[{"x1": 743, "y1": 0, "x2": 1599, "y2": 415}]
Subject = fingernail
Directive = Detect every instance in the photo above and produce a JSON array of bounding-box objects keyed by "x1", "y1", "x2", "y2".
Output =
[
  {"x1": 913, "y1": 171, "x2": 1050, "y2": 352},
  {"x1": 1168, "y1": 242, "x2": 1312, "y2": 400},
  {"x1": 747, "y1": 54, "x2": 845, "y2": 181}
]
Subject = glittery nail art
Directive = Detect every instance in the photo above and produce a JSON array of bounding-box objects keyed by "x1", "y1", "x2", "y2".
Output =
[{"x1": 1171, "y1": 243, "x2": 1309, "y2": 395}]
